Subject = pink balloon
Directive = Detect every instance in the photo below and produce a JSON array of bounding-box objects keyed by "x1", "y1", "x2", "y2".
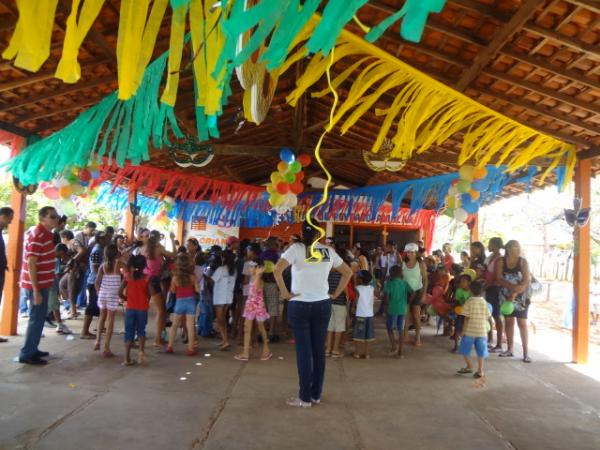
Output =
[
  {"x1": 44, "y1": 187, "x2": 59, "y2": 200},
  {"x1": 423, "y1": 294, "x2": 433, "y2": 305}
]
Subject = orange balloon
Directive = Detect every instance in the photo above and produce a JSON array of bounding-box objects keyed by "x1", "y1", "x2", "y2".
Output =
[
  {"x1": 474, "y1": 167, "x2": 488, "y2": 179},
  {"x1": 277, "y1": 161, "x2": 288, "y2": 173},
  {"x1": 469, "y1": 189, "x2": 480, "y2": 201},
  {"x1": 295, "y1": 172, "x2": 305, "y2": 182},
  {"x1": 59, "y1": 185, "x2": 72, "y2": 199}
]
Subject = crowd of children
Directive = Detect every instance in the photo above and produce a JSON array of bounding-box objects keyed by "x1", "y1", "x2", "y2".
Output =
[{"x1": 18, "y1": 212, "x2": 533, "y2": 382}]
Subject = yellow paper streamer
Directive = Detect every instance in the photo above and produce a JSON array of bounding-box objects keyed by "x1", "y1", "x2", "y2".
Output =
[
  {"x1": 55, "y1": 0, "x2": 106, "y2": 83},
  {"x1": 116, "y1": 0, "x2": 168, "y2": 100},
  {"x1": 281, "y1": 15, "x2": 576, "y2": 189},
  {"x1": 305, "y1": 47, "x2": 339, "y2": 263},
  {"x1": 161, "y1": 4, "x2": 188, "y2": 107},
  {"x1": 3, "y1": 0, "x2": 59, "y2": 72}
]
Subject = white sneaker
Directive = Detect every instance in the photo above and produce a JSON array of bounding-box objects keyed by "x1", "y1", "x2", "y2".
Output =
[{"x1": 57, "y1": 323, "x2": 72, "y2": 335}]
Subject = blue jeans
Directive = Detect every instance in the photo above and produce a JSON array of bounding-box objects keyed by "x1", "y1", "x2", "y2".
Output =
[
  {"x1": 287, "y1": 299, "x2": 331, "y2": 403},
  {"x1": 19, "y1": 288, "x2": 29, "y2": 314},
  {"x1": 76, "y1": 269, "x2": 89, "y2": 308},
  {"x1": 197, "y1": 292, "x2": 214, "y2": 336},
  {"x1": 19, "y1": 288, "x2": 49, "y2": 359}
]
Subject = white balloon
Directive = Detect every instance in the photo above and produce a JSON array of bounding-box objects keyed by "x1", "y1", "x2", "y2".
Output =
[
  {"x1": 454, "y1": 208, "x2": 468, "y2": 222},
  {"x1": 285, "y1": 193, "x2": 298, "y2": 207},
  {"x1": 54, "y1": 177, "x2": 69, "y2": 188},
  {"x1": 448, "y1": 186, "x2": 458, "y2": 196}
]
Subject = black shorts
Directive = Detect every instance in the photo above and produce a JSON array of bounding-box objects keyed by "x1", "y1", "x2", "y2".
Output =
[
  {"x1": 410, "y1": 289, "x2": 423, "y2": 306},
  {"x1": 485, "y1": 286, "x2": 501, "y2": 318},
  {"x1": 149, "y1": 276, "x2": 162, "y2": 295},
  {"x1": 509, "y1": 302, "x2": 530, "y2": 320}
]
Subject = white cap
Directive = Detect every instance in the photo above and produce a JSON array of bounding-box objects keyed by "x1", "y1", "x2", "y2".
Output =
[{"x1": 404, "y1": 243, "x2": 419, "y2": 252}]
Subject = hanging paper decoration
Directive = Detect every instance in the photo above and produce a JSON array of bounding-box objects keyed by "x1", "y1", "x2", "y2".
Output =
[
  {"x1": 365, "y1": 0, "x2": 446, "y2": 43},
  {"x1": 168, "y1": 137, "x2": 215, "y2": 168},
  {"x1": 281, "y1": 17, "x2": 576, "y2": 187},
  {"x1": 2, "y1": 0, "x2": 59, "y2": 72},
  {"x1": 266, "y1": 149, "x2": 311, "y2": 214},
  {"x1": 564, "y1": 198, "x2": 591, "y2": 228},
  {"x1": 362, "y1": 138, "x2": 406, "y2": 172},
  {"x1": 55, "y1": 0, "x2": 106, "y2": 83}
]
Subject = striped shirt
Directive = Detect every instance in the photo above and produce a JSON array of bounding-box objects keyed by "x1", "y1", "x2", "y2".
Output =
[
  {"x1": 463, "y1": 296, "x2": 490, "y2": 337},
  {"x1": 21, "y1": 224, "x2": 56, "y2": 290}
]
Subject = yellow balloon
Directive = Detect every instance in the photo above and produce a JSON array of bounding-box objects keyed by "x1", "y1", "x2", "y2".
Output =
[
  {"x1": 446, "y1": 196, "x2": 456, "y2": 209},
  {"x1": 277, "y1": 161, "x2": 288, "y2": 173},
  {"x1": 458, "y1": 165, "x2": 474, "y2": 181},
  {"x1": 455, "y1": 305, "x2": 464, "y2": 315},
  {"x1": 269, "y1": 193, "x2": 283, "y2": 207},
  {"x1": 266, "y1": 184, "x2": 275, "y2": 194},
  {"x1": 270, "y1": 172, "x2": 282, "y2": 184}
]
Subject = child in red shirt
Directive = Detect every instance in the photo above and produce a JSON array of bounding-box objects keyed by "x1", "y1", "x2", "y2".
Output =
[{"x1": 119, "y1": 255, "x2": 155, "y2": 366}]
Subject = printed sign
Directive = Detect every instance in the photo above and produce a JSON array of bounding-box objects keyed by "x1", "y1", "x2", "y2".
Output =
[{"x1": 186, "y1": 216, "x2": 239, "y2": 248}]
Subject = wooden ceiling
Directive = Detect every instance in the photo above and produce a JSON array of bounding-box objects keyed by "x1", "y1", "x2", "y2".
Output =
[{"x1": 0, "y1": 0, "x2": 599, "y2": 197}]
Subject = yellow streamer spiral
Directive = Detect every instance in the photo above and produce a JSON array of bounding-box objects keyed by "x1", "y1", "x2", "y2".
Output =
[{"x1": 305, "y1": 47, "x2": 339, "y2": 263}]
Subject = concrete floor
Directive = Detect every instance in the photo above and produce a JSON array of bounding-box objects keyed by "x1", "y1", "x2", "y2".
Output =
[{"x1": 1, "y1": 312, "x2": 599, "y2": 450}]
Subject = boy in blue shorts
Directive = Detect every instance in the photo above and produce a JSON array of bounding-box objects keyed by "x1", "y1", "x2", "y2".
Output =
[
  {"x1": 383, "y1": 265, "x2": 413, "y2": 358},
  {"x1": 457, "y1": 280, "x2": 490, "y2": 378}
]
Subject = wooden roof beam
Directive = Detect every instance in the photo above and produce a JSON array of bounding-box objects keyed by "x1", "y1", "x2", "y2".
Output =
[
  {"x1": 0, "y1": 75, "x2": 116, "y2": 112},
  {"x1": 455, "y1": 0, "x2": 541, "y2": 91},
  {"x1": 501, "y1": 48, "x2": 600, "y2": 92},
  {"x1": 470, "y1": 86, "x2": 600, "y2": 136},
  {"x1": 483, "y1": 68, "x2": 600, "y2": 117},
  {"x1": 524, "y1": 24, "x2": 600, "y2": 59},
  {"x1": 14, "y1": 97, "x2": 101, "y2": 123}
]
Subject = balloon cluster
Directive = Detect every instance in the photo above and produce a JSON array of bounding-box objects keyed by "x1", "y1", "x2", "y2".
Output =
[
  {"x1": 424, "y1": 286, "x2": 450, "y2": 316},
  {"x1": 40, "y1": 165, "x2": 101, "y2": 201},
  {"x1": 153, "y1": 200, "x2": 174, "y2": 227},
  {"x1": 266, "y1": 149, "x2": 311, "y2": 214},
  {"x1": 444, "y1": 165, "x2": 489, "y2": 222}
]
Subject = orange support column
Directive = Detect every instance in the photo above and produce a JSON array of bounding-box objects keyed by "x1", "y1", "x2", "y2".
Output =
[
  {"x1": 175, "y1": 218, "x2": 185, "y2": 245},
  {"x1": 124, "y1": 189, "x2": 136, "y2": 244},
  {"x1": 573, "y1": 159, "x2": 591, "y2": 364},
  {"x1": 470, "y1": 213, "x2": 480, "y2": 243},
  {"x1": 0, "y1": 136, "x2": 26, "y2": 336}
]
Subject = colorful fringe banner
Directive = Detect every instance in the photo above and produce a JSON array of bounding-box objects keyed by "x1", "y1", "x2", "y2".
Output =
[{"x1": 96, "y1": 161, "x2": 265, "y2": 204}]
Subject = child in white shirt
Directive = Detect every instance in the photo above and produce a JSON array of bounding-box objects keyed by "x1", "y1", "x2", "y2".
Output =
[{"x1": 353, "y1": 270, "x2": 375, "y2": 359}]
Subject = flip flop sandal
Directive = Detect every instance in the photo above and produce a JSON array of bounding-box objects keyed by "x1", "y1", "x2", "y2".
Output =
[
  {"x1": 102, "y1": 350, "x2": 114, "y2": 358},
  {"x1": 121, "y1": 360, "x2": 137, "y2": 366},
  {"x1": 219, "y1": 344, "x2": 231, "y2": 351},
  {"x1": 522, "y1": 356, "x2": 532, "y2": 363},
  {"x1": 457, "y1": 367, "x2": 473, "y2": 374},
  {"x1": 260, "y1": 352, "x2": 273, "y2": 361},
  {"x1": 331, "y1": 352, "x2": 344, "y2": 358},
  {"x1": 499, "y1": 351, "x2": 514, "y2": 357},
  {"x1": 80, "y1": 334, "x2": 95, "y2": 340},
  {"x1": 325, "y1": 351, "x2": 332, "y2": 357},
  {"x1": 473, "y1": 372, "x2": 484, "y2": 378},
  {"x1": 93, "y1": 343, "x2": 100, "y2": 351},
  {"x1": 234, "y1": 354, "x2": 249, "y2": 361}
]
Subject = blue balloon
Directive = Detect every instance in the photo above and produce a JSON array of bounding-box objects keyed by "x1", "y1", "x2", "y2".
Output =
[
  {"x1": 487, "y1": 303, "x2": 493, "y2": 314},
  {"x1": 463, "y1": 202, "x2": 479, "y2": 214},
  {"x1": 471, "y1": 179, "x2": 489, "y2": 191},
  {"x1": 280, "y1": 148, "x2": 295, "y2": 163},
  {"x1": 461, "y1": 193, "x2": 472, "y2": 204}
]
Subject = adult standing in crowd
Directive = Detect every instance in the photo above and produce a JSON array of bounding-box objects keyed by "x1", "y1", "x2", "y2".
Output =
[
  {"x1": 470, "y1": 241, "x2": 487, "y2": 280},
  {"x1": 53, "y1": 215, "x2": 67, "y2": 245},
  {"x1": 19, "y1": 207, "x2": 59, "y2": 365},
  {"x1": 274, "y1": 220, "x2": 352, "y2": 408},
  {"x1": 0, "y1": 207, "x2": 14, "y2": 343},
  {"x1": 496, "y1": 240, "x2": 532, "y2": 363},
  {"x1": 261, "y1": 237, "x2": 281, "y2": 341},
  {"x1": 73, "y1": 221, "x2": 97, "y2": 309},
  {"x1": 402, "y1": 243, "x2": 428, "y2": 347},
  {"x1": 485, "y1": 237, "x2": 504, "y2": 352},
  {"x1": 140, "y1": 229, "x2": 176, "y2": 346},
  {"x1": 442, "y1": 243, "x2": 454, "y2": 272},
  {"x1": 80, "y1": 232, "x2": 106, "y2": 339}
]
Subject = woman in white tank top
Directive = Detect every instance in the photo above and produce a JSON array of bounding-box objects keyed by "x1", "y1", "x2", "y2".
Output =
[{"x1": 402, "y1": 243, "x2": 428, "y2": 347}]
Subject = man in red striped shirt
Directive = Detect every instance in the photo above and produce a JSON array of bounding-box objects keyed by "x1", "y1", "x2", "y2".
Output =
[{"x1": 19, "y1": 206, "x2": 59, "y2": 365}]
